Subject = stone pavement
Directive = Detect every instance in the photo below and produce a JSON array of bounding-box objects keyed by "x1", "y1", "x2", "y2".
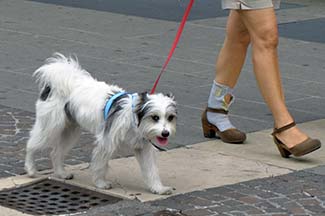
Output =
[
  {"x1": 0, "y1": 0, "x2": 325, "y2": 215},
  {"x1": 101, "y1": 168, "x2": 325, "y2": 216}
]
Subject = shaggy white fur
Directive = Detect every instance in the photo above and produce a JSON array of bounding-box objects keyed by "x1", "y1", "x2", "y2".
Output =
[{"x1": 25, "y1": 53, "x2": 177, "y2": 195}]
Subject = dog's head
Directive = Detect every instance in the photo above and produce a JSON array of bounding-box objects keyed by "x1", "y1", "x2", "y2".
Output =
[{"x1": 135, "y1": 92, "x2": 177, "y2": 148}]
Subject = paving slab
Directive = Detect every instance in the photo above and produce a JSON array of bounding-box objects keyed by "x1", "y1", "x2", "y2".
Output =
[
  {"x1": 279, "y1": 17, "x2": 325, "y2": 43},
  {"x1": 0, "y1": 206, "x2": 32, "y2": 216},
  {"x1": 27, "y1": 0, "x2": 305, "y2": 22},
  {"x1": 65, "y1": 150, "x2": 291, "y2": 202},
  {"x1": 192, "y1": 119, "x2": 325, "y2": 171},
  {"x1": 83, "y1": 119, "x2": 324, "y2": 200},
  {"x1": 27, "y1": 0, "x2": 228, "y2": 21}
]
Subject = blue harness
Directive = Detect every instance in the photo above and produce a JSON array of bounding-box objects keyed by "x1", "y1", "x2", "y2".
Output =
[{"x1": 103, "y1": 92, "x2": 128, "y2": 121}]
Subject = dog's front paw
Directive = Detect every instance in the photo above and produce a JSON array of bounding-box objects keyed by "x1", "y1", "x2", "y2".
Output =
[
  {"x1": 25, "y1": 166, "x2": 38, "y2": 178},
  {"x1": 26, "y1": 169, "x2": 38, "y2": 178},
  {"x1": 95, "y1": 179, "x2": 112, "y2": 190},
  {"x1": 151, "y1": 186, "x2": 173, "y2": 195},
  {"x1": 54, "y1": 172, "x2": 74, "y2": 180}
]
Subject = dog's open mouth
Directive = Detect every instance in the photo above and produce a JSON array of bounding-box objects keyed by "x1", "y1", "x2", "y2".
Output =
[{"x1": 156, "y1": 136, "x2": 168, "y2": 146}]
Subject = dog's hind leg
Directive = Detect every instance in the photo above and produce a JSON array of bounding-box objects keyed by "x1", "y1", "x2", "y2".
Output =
[
  {"x1": 25, "y1": 101, "x2": 65, "y2": 177},
  {"x1": 25, "y1": 120, "x2": 48, "y2": 177},
  {"x1": 135, "y1": 144, "x2": 173, "y2": 195},
  {"x1": 51, "y1": 125, "x2": 81, "y2": 180}
]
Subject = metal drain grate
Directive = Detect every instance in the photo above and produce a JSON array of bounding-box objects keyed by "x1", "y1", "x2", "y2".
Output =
[{"x1": 0, "y1": 178, "x2": 122, "y2": 215}]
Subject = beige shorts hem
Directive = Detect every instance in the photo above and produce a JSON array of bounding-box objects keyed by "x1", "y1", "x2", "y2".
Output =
[{"x1": 222, "y1": 0, "x2": 281, "y2": 10}]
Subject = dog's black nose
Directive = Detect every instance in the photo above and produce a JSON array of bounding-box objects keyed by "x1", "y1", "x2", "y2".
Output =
[{"x1": 161, "y1": 130, "x2": 170, "y2": 138}]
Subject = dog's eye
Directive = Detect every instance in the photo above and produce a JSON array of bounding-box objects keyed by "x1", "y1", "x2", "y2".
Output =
[
  {"x1": 168, "y1": 115, "x2": 175, "y2": 122},
  {"x1": 152, "y1": 115, "x2": 160, "y2": 122}
]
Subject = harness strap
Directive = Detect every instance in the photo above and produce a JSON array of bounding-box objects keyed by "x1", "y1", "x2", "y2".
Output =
[
  {"x1": 206, "y1": 107, "x2": 229, "y2": 115},
  {"x1": 104, "y1": 92, "x2": 128, "y2": 120}
]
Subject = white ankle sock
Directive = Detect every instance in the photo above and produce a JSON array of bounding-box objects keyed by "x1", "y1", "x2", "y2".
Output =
[{"x1": 207, "y1": 81, "x2": 235, "y2": 132}]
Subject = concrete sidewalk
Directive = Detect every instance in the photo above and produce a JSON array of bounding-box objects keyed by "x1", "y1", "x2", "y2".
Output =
[{"x1": 0, "y1": 0, "x2": 325, "y2": 215}]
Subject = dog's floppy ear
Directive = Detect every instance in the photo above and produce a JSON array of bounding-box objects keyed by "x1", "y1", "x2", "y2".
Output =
[
  {"x1": 135, "y1": 91, "x2": 149, "y2": 127},
  {"x1": 166, "y1": 92, "x2": 175, "y2": 100},
  {"x1": 140, "y1": 91, "x2": 149, "y2": 101}
]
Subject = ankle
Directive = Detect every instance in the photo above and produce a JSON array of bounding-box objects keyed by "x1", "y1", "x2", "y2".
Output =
[
  {"x1": 274, "y1": 117, "x2": 294, "y2": 129},
  {"x1": 208, "y1": 81, "x2": 234, "y2": 111},
  {"x1": 275, "y1": 126, "x2": 309, "y2": 148}
]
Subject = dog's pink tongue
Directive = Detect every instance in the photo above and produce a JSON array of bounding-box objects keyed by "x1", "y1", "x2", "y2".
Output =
[{"x1": 156, "y1": 137, "x2": 168, "y2": 146}]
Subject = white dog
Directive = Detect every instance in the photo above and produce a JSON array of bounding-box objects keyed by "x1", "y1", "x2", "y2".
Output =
[{"x1": 24, "y1": 53, "x2": 177, "y2": 195}]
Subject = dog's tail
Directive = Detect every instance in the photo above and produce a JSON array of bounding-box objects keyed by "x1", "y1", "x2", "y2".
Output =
[{"x1": 34, "y1": 53, "x2": 92, "y2": 98}]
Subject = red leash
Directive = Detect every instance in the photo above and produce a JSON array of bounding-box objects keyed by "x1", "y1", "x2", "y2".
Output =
[{"x1": 150, "y1": 0, "x2": 195, "y2": 94}]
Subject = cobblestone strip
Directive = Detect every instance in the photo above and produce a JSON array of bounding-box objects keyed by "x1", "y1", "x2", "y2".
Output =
[
  {"x1": 0, "y1": 104, "x2": 94, "y2": 178},
  {"x1": 0, "y1": 105, "x2": 34, "y2": 177},
  {"x1": 74, "y1": 169, "x2": 325, "y2": 216},
  {"x1": 149, "y1": 170, "x2": 325, "y2": 216}
]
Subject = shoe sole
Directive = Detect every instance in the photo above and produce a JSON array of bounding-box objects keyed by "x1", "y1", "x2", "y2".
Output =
[{"x1": 205, "y1": 130, "x2": 245, "y2": 144}]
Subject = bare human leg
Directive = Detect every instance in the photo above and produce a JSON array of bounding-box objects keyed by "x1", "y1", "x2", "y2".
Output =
[
  {"x1": 215, "y1": 10, "x2": 250, "y2": 89},
  {"x1": 202, "y1": 10, "x2": 249, "y2": 143},
  {"x1": 238, "y1": 8, "x2": 309, "y2": 148}
]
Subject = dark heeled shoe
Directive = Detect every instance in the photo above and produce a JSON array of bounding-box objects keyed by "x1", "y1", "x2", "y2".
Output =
[
  {"x1": 272, "y1": 122, "x2": 321, "y2": 158},
  {"x1": 201, "y1": 107, "x2": 246, "y2": 144}
]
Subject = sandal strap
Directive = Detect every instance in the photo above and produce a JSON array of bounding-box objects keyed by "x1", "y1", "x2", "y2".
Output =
[
  {"x1": 206, "y1": 107, "x2": 228, "y2": 115},
  {"x1": 272, "y1": 122, "x2": 296, "y2": 136}
]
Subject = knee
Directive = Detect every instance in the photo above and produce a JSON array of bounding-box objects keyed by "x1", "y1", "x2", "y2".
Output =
[
  {"x1": 226, "y1": 29, "x2": 251, "y2": 48},
  {"x1": 253, "y1": 25, "x2": 279, "y2": 50},
  {"x1": 238, "y1": 30, "x2": 251, "y2": 46}
]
